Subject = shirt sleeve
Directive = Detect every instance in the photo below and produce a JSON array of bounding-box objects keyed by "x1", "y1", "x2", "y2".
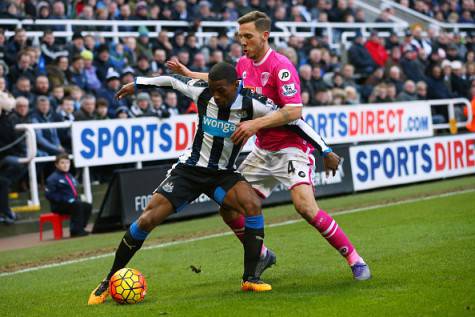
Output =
[
  {"x1": 251, "y1": 97, "x2": 279, "y2": 119},
  {"x1": 273, "y1": 60, "x2": 302, "y2": 107},
  {"x1": 286, "y1": 119, "x2": 331, "y2": 154},
  {"x1": 135, "y1": 74, "x2": 207, "y2": 102}
]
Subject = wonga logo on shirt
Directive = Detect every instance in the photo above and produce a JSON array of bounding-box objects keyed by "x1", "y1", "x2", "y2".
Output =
[{"x1": 202, "y1": 116, "x2": 236, "y2": 138}]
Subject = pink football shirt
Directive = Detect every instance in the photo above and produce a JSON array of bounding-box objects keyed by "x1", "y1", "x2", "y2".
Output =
[{"x1": 236, "y1": 48, "x2": 311, "y2": 152}]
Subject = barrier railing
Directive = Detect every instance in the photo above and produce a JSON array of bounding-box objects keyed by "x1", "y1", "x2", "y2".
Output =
[
  {"x1": 12, "y1": 98, "x2": 472, "y2": 211},
  {"x1": 0, "y1": 18, "x2": 405, "y2": 49},
  {"x1": 379, "y1": 0, "x2": 475, "y2": 32}
]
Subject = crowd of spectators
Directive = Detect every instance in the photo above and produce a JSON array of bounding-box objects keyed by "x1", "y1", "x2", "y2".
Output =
[
  {"x1": 0, "y1": 0, "x2": 391, "y2": 25},
  {"x1": 0, "y1": 1, "x2": 474, "y2": 209},
  {"x1": 397, "y1": 0, "x2": 474, "y2": 24}
]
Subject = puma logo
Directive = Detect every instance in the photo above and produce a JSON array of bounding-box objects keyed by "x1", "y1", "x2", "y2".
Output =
[{"x1": 123, "y1": 238, "x2": 136, "y2": 250}]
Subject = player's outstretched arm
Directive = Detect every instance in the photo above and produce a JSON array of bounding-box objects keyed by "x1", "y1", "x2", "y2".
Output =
[
  {"x1": 231, "y1": 105, "x2": 302, "y2": 145},
  {"x1": 116, "y1": 75, "x2": 206, "y2": 102},
  {"x1": 166, "y1": 58, "x2": 209, "y2": 81}
]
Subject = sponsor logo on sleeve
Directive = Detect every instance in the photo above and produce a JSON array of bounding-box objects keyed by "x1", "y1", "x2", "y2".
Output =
[
  {"x1": 282, "y1": 83, "x2": 297, "y2": 97},
  {"x1": 278, "y1": 69, "x2": 291, "y2": 81}
]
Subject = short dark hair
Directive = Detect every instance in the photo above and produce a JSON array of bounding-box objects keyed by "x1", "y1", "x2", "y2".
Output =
[
  {"x1": 55, "y1": 153, "x2": 69, "y2": 164},
  {"x1": 209, "y1": 62, "x2": 237, "y2": 84},
  {"x1": 237, "y1": 11, "x2": 271, "y2": 32}
]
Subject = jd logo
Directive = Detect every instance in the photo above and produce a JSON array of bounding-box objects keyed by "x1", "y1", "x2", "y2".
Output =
[{"x1": 278, "y1": 69, "x2": 291, "y2": 81}]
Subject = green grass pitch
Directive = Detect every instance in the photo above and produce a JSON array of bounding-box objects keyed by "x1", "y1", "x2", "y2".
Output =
[{"x1": 1, "y1": 176, "x2": 475, "y2": 317}]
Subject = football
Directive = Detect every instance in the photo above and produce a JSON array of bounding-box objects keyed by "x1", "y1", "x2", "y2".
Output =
[{"x1": 109, "y1": 268, "x2": 147, "y2": 304}]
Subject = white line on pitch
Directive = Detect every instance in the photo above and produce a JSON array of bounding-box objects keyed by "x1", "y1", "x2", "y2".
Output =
[{"x1": 1, "y1": 188, "x2": 474, "y2": 278}]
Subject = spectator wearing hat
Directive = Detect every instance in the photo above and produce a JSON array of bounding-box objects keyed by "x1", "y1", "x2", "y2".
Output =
[
  {"x1": 385, "y1": 31, "x2": 401, "y2": 51},
  {"x1": 109, "y1": 42, "x2": 128, "y2": 71},
  {"x1": 400, "y1": 44, "x2": 426, "y2": 83},
  {"x1": 74, "y1": 94, "x2": 96, "y2": 121},
  {"x1": 67, "y1": 32, "x2": 85, "y2": 61},
  {"x1": 31, "y1": 96, "x2": 64, "y2": 156},
  {"x1": 136, "y1": 26, "x2": 154, "y2": 61},
  {"x1": 120, "y1": 66, "x2": 135, "y2": 85},
  {"x1": 68, "y1": 55, "x2": 88, "y2": 91},
  {"x1": 94, "y1": 44, "x2": 115, "y2": 83},
  {"x1": 410, "y1": 25, "x2": 432, "y2": 56},
  {"x1": 134, "y1": 1, "x2": 149, "y2": 20},
  {"x1": 81, "y1": 50, "x2": 101, "y2": 92},
  {"x1": 130, "y1": 92, "x2": 156, "y2": 118},
  {"x1": 97, "y1": 68, "x2": 125, "y2": 117},
  {"x1": 135, "y1": 55, "x2": 152, "y2": 77},
  {"x1": 446, "y1": 43, "x2": 462, "y2": 61},
  {"x1": 115, "y1": 106, "x2": 130, "y2": 119},
  {"x1": 40, "y1": 31, "x2": 68, "y2": 65},
  {"x1": 348, "y1": 32, "x2": 378, "y2": 75}
]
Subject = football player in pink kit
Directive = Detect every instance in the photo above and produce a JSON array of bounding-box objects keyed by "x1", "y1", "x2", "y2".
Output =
[{"x1": 167, "y1": 11, "x2": 370, "y2": 281}]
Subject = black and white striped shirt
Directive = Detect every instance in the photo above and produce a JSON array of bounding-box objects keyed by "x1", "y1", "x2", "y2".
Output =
[{"x1": 135, "y1": 74, "x2": 330, "y2": 170}]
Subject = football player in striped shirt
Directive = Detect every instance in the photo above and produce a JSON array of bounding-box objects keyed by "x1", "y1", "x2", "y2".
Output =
[{"x1": 88, "y1": 62, "x2": 338, "y2": 304}]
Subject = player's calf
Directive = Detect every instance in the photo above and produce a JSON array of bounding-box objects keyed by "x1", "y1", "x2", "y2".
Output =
[{"x1": 88, "y1": 194, "x2": 173, "y2": 305}]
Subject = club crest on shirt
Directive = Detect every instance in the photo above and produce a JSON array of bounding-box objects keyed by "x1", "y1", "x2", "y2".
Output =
[
  {"x1": 278, "y1": 69, "x2": 291, "y2": 81},
  {"x1": 282, "y1": 83, "x2": 297, "y2": 96},
  {"x1": 260, "y1": 72, "x2": 270, "y2": 86},
  {"x1": 162, "y1": 182, "x2": 174, "y2": 193}
]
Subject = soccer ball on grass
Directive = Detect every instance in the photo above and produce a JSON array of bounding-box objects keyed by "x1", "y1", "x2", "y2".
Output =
[{"x1": 109, "y1": 268, "x2": 147, "y2": 304}]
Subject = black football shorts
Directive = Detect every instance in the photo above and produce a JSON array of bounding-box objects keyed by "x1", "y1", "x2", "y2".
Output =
[{"x1": 154, "y1": 163, "x2": 246, "y2": 212}]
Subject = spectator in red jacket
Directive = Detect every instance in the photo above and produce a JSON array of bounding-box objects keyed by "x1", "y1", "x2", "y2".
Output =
[{"x1": 364, "y1": 30, "x2": 388, "y2": 67}]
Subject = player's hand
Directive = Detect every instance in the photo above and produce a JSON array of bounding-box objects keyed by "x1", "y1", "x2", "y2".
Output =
[
  {"x1": 115, "y1": 83, "x2": 135, "y2": 99},
  {"x1": 323, "y1": 152, "x2": 341, "y2": 177},
  {"x1": 166, "y1": 58, "x2": 191, "y2": 76},
  {"x1": 231, "y1": 120, "x2": 260, "y2": 145}
]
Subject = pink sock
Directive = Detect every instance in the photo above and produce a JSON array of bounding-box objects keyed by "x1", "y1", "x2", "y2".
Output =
[
  {"x1": 309, "y1": 210, "x2": 362, "y2": 266},
  {"x1": 224, "y1": 213, "x2": 267, "y2": 257}
]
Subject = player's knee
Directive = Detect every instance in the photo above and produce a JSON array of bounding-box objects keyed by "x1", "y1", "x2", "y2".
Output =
[
  {"x1": 137, "y1": 210, "x2": 160, "y2": 231},
  {"x1": 219, "y1": 206, "x2": 240, "y2": 223},
  {"x1": 293, "y1": 200, "x2": 317, "y2": 222},
  {"x1": 240, "y1": 197, "x2": 261, "y2": 216}
]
